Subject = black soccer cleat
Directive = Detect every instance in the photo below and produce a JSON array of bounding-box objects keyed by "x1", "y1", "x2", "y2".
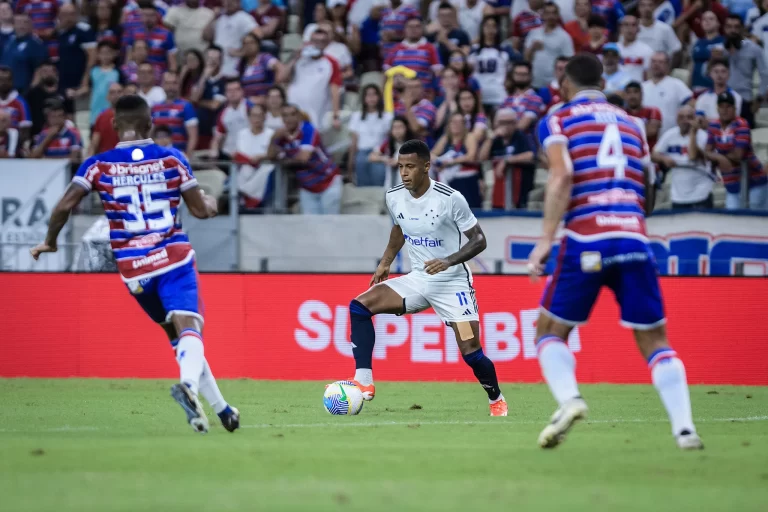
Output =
[{"x1": 218, "y1": 406, "x2": 240, "y2": 433}]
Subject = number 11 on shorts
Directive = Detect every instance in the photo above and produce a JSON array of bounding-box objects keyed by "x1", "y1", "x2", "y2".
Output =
[{"x1": 456, "y1": 292, "x2": 468, "y2": 306}]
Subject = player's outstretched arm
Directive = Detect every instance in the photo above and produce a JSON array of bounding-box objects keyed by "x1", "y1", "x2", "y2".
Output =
[
  {"x1": 425, "y1": 222, "x2": 487, "y2": 275},
  {"x1": 371, "y1": 225, "x2": 405, "y2": 286},
  {"x1": 30, "y1": 184, "x2": 88, "y2": 260},
  {"x1": 182, "y1": 186, "x2": 218, "y2": 219},
  {"x1": 528, "y1": 142, "x2": 572, "y2": 279}
]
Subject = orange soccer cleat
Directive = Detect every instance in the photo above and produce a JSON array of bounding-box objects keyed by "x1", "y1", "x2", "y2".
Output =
[
  {"x1": 350, "y1": 379, "x2": 376, "y2": 401},
  {"x1": 489, "y1": 398, "x2": 508, "y2": 417}
]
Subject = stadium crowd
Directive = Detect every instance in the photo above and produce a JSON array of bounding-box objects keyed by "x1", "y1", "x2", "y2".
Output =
[{"x1": 1, "y1": 0, "x2": 767, "y2": 213}]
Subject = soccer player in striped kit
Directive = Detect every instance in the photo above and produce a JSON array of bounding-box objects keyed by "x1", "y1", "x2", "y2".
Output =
[
  {"x1": 31, "y1": 94, "x2": 239, "y2": 435},
  {"x1": 528, "y1": 53, "x2": 702, "y2": 450}
]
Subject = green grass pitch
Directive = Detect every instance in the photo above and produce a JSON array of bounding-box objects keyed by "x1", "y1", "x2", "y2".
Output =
[{"x1": 0, "y1": 379, "x2": 766, "y2": 512}]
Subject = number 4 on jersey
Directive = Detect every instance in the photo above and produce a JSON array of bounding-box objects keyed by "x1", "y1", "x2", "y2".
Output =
[{"x1": 596, "y1": 124, "x2": 628, "y2": 180}]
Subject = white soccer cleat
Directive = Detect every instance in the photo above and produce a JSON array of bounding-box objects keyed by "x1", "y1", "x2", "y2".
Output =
[
  {"x1": 170, "y1": 383, "x2": 209, "y2": 434},
  {"x1": 676, "y1": 430, "x2": 704, "y2": 450},
  {"x1": 537, "y1": 397, "x2": 589, "y2": 449}
]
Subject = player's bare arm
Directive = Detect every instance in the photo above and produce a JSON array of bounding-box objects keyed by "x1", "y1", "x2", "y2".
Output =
[
  {"x1": 424, "y1": 223, "x2": 487, "y2": 275},
  {"x1": 370, "y1": 225, "x2": 405, "y2": 286},
  {"x1": 182, "y1": 186, "x2": 218, "y2": 219},
  {"x1": 30, "y1": 184, "x2": 88, "y2": 260},
  {"x1": 528, "y1": 142, "x2": 572, "y2": 279}
]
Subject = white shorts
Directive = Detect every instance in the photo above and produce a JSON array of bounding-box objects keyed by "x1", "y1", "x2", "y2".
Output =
[{"x1": 383, "y1": 272, "x2": 479, "y2": 323}]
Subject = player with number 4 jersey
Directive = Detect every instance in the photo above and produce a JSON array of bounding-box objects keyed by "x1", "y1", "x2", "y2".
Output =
[
  {"x1": 528, "y1": 54, "x2": 701, "y2": 451},
  {"x1": 30, "y1": 95, "x2": 240, "y2": 435}
]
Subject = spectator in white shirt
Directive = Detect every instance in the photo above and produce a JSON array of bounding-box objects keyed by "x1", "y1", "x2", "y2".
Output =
[
  {"x1": 652, "y1": 105, "x2": 713, "y2": 209},
  {"x1": 642, "y1": 52, "x2": 693, "y2": 134},
  {"x1": 524, "y1": 2, "x2": 575, "y2": 88},
  {"x1": 211, "y1": 78, "x2": 251, "y2": 160},
  {"x1": 207, "y1": 0, "x2": 262, "y2": 77},
  {"x1": 617, "y1": 15, "x2": 654, "y2": 83},
  {"x1": 316, "y1": 20, "x2": 354, "y2": 81},
  {"x1": 695, "y1": 58, "x2": 743, "y2": 121},
  {"x1": 635, "y1": 0, "x2": 681, "y2": 59},
  {"x1": 234, "y1": 103, "x2": 275, "y2": 209},
  {"x1": 280, "y1": 28, "x2": 343, "y2": 131},
  {"x1": 457, "y1": 0, "x2": 487, "y2": 42},
  {"x1": 163, "y1": 0, "x2": 215, "y2": 57},
  {"x1": 137, "y1": 62, "x2": 166, "y2": 106},
  {"x1": 265, "y1": 84, "x2": 285, "y2": 131},
  {"x1": 347, "y1": 84, "x2": 394, "y2": 186}
]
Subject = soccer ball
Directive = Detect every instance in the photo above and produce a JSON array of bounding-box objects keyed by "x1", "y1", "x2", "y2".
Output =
[{"x1": 323, "y1": 380, "x2": 364, "y2": 415}]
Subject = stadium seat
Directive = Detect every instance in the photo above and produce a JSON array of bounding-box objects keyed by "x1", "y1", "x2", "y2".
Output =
[
  {"x1": 671, "y1": 68, "x2": 690, "y2": 85},
  {"x1": 756, "y1": 107, "x2": 768, "y2": 128},
  {"x1": 712, "y1": 182, "x2": 726, "y2": 208},
  {"x1": 751, "y1": 128, "x2": 768, "y2": 162},
  {"x1": 287, "y1": 14, "x2": 300, "y2": 34},
  {"x1": 344, "y1": 91, "x2": 360, "y2": 111},
  {"x1": 283, "y1": 33, "x2": 302, "y2": 53},
  {"x1": 340, "y1": 184, "x2": 385, "y2": 214},
  {"x1": 534, "y1": 168, "x2": 548, "y2": 187},
  {"x1": 194, "y1": 169, "x2": 228, "y2": 199}
]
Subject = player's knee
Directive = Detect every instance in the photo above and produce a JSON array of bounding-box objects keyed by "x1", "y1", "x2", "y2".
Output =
[
  {"x1": 536, "y1": 312, "x2": 571, "y2": 340},
  {"x1": 457, "y1": 336, "x2": 481, "y2": 355},
  {"x1": 633, "y1": 325, "x2": 669, "y2": 358},
  {"x1": 349, "y1": 299, "x2": 374, "y2": 318}
]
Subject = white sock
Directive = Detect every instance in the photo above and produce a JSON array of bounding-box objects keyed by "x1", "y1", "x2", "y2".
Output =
[
  {"x1": 354, "y1": 368, "x2": 373, "y2": 386},
  {"x1": 537, "y1": 336, "x2": 580, "y2": 406},
  {"x1": 649, "y1": 349, "x2": 695, "y2": 436},
  {"x1": 176, "y1": 329, "x2": 205, "y2": 395},
  {"x1": 199, "y1": 359, "x2": 228, "y2": 414},
  {"x1": 489, "y1": 394, "x2": 504, "y2": 404}
]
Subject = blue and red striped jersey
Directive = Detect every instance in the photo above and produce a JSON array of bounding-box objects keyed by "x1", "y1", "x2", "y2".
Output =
[
  {"x1": 394, "y1": 98, "x2": 437, "y2": 133},
  {"x1": 379, "y1": 4, "x2": 420, "y2": 60},
  {"x1": 72, "y1": 139, "x2": 197, "y2": 281},
  {"x1": 500, "y1": 89, "x2": 545, "y2": 120},
  {"x1": 538, "y1": 90, "x2": 651, "y2": 241},
  {"x1": 512, "y1": 11, "x2": 542, "y2": 39},
  {"x1": 384, "y1": 38, "x2": 442, "y2": 93},
  {"x1": 151, "y1": 98, "x2": 198, "y2": 151},
  {"x1": 273, "y1": 121, "x2": 338, "y2": 193},
  {"x1": 0, "y1": 90, "x2": 32, "y2": 129},
  {"x1": 121, "y1": 0, "x2": 168, "y2": 46},
  {"x1": 15, "y1": 0, "x2": 56, "y2": 37},
  {"x1": 241, "y1": 53, "x2": 277, "y2": 98},
  {"x1": 591, "y1": 0, "x2": 625, "y2": 35},
  {"x1": 128, "y1": 25, "x2": 176, "y2": 71},
  {"x1": 33, "y1": 124, "x2": 82, "y2": 157},
  {"x1": 707, "y1": 117, "x2": 767, "y2": 192}
]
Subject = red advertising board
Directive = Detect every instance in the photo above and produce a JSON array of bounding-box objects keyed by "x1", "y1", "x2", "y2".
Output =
[{"x1": 1, "y1": 274, "x2": 766, "y2": 384}]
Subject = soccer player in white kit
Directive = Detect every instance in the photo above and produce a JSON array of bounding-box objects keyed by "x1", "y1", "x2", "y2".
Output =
[{"x1": 346, "y1": 140, "x2": 508, "y2": 416}]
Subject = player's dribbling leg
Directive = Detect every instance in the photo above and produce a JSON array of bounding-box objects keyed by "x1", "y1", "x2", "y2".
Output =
[
  {"x1": 634, "y1": 327, "x2": 702, "y2": 450},
  {"x1": 349, "y1": 284, "x2": 412, "y2": 400},
  {"x1": 169, "y1": 315, "x2": 210, "y2": 433},
  {"x1": 450, "y1": 321, "x2": 506, "y2": 416},
  {"x1": 535, "y1": 314, "x2": 589, "y2": 448}
]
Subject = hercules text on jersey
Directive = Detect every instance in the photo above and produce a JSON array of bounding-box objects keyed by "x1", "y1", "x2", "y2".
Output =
[
  {"x1": 72, "y1": 139, "x2": 197, "y2": 282},
  {"x1": 538, "y1": 90, "x2": 651, "y2": 242}
]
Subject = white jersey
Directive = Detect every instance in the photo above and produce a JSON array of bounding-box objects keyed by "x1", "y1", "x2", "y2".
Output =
[
  {"x1": 654, "y1": 126, "x2": 713, "y2": 204},
  {"x1": 636, "y1": 20, "x2": 681, "y2": 56},
  {"x1": 469, "y1": 45, "x2": 512, "y2": 105},
  {"x1": 695, "y1": 88, "x2": 743, "y2": 121},
  {"x1": 641, "y1": 76, "x2": 693, "y2": 135},
  {"x1": 617, "y1": 40, "x2": 654, "y2": 83},
  {"x1": 385, "y1": 179, "x2": 477, "y2": 281}
]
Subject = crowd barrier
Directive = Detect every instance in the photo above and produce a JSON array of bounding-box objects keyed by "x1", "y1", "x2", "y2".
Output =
[{"x1": 1, "y1": 273, "x2": 766, "y2": 385}]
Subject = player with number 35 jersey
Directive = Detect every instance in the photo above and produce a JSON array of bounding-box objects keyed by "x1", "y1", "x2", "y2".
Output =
[
  {"x1": 528, "y1": 54, "x2": 701, "y2": 451},
  {"x1": 31, "y1": 95, "x2": 240, "y2": 436}
]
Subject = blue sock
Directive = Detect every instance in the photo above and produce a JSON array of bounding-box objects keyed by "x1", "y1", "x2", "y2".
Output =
[
  {"x1": 462, "y1": 348, "x2": 501, "y2": 401},
  {"x1": 350, "y1": 299, "x2": 375, "y2": 370}
]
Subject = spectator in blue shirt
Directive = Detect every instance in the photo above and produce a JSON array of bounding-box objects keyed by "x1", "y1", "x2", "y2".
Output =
[
  {"x1": 56, "y1": 3, "x2": 96, "y2": 101},
  {"x1": 1, "y1": 13, "x2": 46, "y2": 93},
  {"x1": 722, "y1": 0, "x2": 758, "y2": 21},
  {"x1": 691, "y1": 11, "x2": 725, "y2": 92}
]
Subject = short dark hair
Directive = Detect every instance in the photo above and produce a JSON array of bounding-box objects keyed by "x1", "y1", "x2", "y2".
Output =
[
  {"x1": 207, "y1": 44, "x2": 224, "y2": 55},
  {"x1": 267, "y1": 84, "x2": 286, "y2": 103},
  {"x1": 513, "y1": 60, "x2": 532, "y2": 73},
  {"x1": 44, "y1": 98, "x2": 65, "y2": 112},
  {"x1": 564, "y1": 53, "x2": 603, "y2": 88},
  {"x1": 725, "y1": 13, "x2": 743, "y2": 25},
  {"x1": 587, "y1": 14, "x2": 607, "y2": 28},
  {"x1": 438, "y1": 2, "x2": 455, "y2": 10},
  {"x1": 0, "y1": 65, "x2": 11, "y2": 75},
  {"x1": 606, "y1": 94, "x2": 624, "y2": 107},
  {"x1": 624, "y1": 80, "x2": 642, "y2": 91},
  {"x1": 398, "y1": 139, "x2": 430, "y2": 162},
  {"x1": 115, "y1": 94, "x2": 150, "y2": 116},
  {"x1": 543, "y1": 1, "x2": 559, "y2": 12},
  {"x1": 97, "y1": 40, "x2": 118, "y2": 51},
  {"x1": 138, "y1": 0, "x2": 155, "y2": 10},
  {"x1": 224, "y1": 77, "x2": 241, "y2": 88},
  {"x1": 153, "y1": 125, "x2": 172, "y2": 136},
  {"x1": 708, "y1": 57, "x2": 729, "y2": 71},
  {"x1": 556, "y1": 55, "x2": 570, "y2": 64}
]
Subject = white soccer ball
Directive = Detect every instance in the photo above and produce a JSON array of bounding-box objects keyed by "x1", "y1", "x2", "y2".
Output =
[{"x1": 323, "y1": 380, "x2": 364, "y2": 415}]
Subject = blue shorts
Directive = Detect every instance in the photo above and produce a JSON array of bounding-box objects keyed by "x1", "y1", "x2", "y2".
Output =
[
  {"x1": 126, "y1": 261, "x2": 204, "y2": 325},
  {"x1": 540, "y1": 236, "x2": 666, "y2": 330}
]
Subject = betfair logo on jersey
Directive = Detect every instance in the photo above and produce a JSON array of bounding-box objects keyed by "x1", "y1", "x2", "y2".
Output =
[{"x1": 404, "y1": 234, "x2": 443, "y2": 247}]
